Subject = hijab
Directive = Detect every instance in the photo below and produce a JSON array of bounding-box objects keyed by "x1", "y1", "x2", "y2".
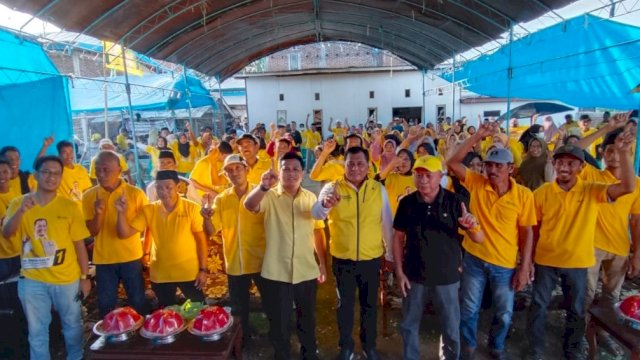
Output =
[
  {"x1": 517, "y1": 138, "x2": 548, "y2": 191},
  {"x1": 177, "y1": 133, "x2": 190, "y2": 158}
]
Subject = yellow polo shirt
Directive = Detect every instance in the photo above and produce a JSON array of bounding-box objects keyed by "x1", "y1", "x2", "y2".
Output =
[
  {"x1": 83, "y1": 182, "x2": 147, "y2": 264},
  {"x1": 58, "y1": 165, "x2": 92, "y2": 206},
  {"x1": 212, "y1": 184, "x2": 266, "y2": 275},
  {"x1": 508, "y1": 125, "x2": 529, "y2": 140},
  {"x1": 89, "y1": 153, "x2": 129, "y2": 179},
  {"x1": 8, "y1": 174, "x2": 36, "y2": 198},
  {"x1": 384, "y1": 173, "x2": 416, "y2": 216},
  {"x1": 257, "y1": 184, "x2": 324, "y2": 284},
  {"x1": 533, "y1": 178, "x2": 608, "y2": 268},
  {"x1": 310, "y1": 159, "x2": 345, "y2": 182},
  {"x1": 189, "y1": 154, "x2": 228, "y2": 198},
  {"x1": 6, "y1": 195, "x2": 90, "y2": 284},
  {"x1": 461, "y1": 171, "x2": 537, "y2": 268},
  {"x1": 303, "y1": 130, "x2": 321, "y2": 149},
  {"x1": 0, "y1": 191, "x2": 20, "y2": 258},
  {"x1": 580, "y1": 166, "x2": 640, "y2": 256},
  {"x1": 130, "y1": 197, "x2": 203, "y2": 283},
  {"x1": 246, "y1": 157, "x2": 272, "y2": 186},
  {"x1": 170, "y1": 142, "x2": 199, "y2": 174},
  {"x1": 332, "y1": 128, "x2": 346, "y2": 145}
]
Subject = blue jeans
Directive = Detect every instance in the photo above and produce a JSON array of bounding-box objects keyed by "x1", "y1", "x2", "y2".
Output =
[
  {"x1": 529, "y1": 264, "x2": 587, "y2": 358},
  {"x1": 401, "y1": 281, "x2": 460, "y2": 360},
  {"x1": 96, "y1": 259, "x2": 147, "y2": 317},
  {"x1": 460, "y1": 253, "x2": 514, "y2": 352},
  {"x1": 18, "y1": 277, "x2": 83, "y2": 360}
]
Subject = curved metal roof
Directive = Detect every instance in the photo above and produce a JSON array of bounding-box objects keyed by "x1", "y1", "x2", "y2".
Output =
[{"x1": 2, "y1": 0, "x2": 575, "y2": 80}]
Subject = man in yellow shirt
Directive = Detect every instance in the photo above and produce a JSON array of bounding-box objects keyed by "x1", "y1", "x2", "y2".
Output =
[
  {"x1": 236, "y1": 134, "x2": 272, "y2": 185},
  {"x1": 309, "y1": 138, "x2": 345, "y2": 183},
  {"x1": 116, "y1": 170, "x2": 208, "y2": 307},
  {"x1": 201, "y1": 154, "x2": 266, "y2": 341},
  {"x1": 303, "y1": 115, "x2": 322, "y2": 171},
  {"x1": 89, "y1": 139, "x2": 132, "y2": 184},
  {"x1": 329, "y1": 117, "x2": 347, "y2": 146},
  {"x1": 312, "y1": 147, "x2": 393, "y2": 360},
  {"x1": 3, "y1": 156, "x2": 91, "y2": 360},
  {"x1": 37, "y1": 138, "x2": 92, "y2": 206},
  {"x1": 244, "y1": 153, "x2": 327, "y2": 360},
  {"x1": 0, "y1": 157, "x2": 28, "y2": 358},
  {"x1": 578, "y1": 114, "x2": 598, "y2": 157},
  {"x1": 0, "y1": 146, "x2": 35, "y2": 197},
  {"x1": 146, "y1": 150, "x2": 199, "y2": 202},
  {"x1": 83, "y1": 151, "x2": 148, "y2": 317},
  {"x1": 527, "y1": 134, "x2": 635, "y2": 359},
  {"x1": 447, "y1": 121, "x2": 536, "y2": 360}
]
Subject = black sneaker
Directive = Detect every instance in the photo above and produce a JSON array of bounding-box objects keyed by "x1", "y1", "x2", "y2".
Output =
[
  {"x1": 489, "y1": 348, "x2": 508, "y2": 360},
  {"x1": 363, "y1": 348, "x2": 381, "y2": 360},
  {"x1": 338, "y1": 347, "x2": 354, "y2": 360}
]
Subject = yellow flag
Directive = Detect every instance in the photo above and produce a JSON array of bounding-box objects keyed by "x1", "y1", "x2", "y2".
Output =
[{"x1": 103, "y1": 41, "x2": 144, "y2": 76}]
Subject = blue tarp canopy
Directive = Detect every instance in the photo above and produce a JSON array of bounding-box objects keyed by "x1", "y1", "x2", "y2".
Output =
[
  {"x1": 0, "y1": 28, "x2": 72, "y2": 171},
  {"x1": 444, "y1": 14, "x2": 640, "y2": 110},
  {"x1": 69, "y1": 73, "x2": 217, "y2": 113}
]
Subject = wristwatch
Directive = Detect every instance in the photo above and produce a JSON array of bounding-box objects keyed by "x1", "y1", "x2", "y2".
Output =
[
  {"x1": 80, "y1": 274, "x2": 91, "y2": 280},
  {"x1": 259, "y1": 184, "x2": 270, "y2": 192}
]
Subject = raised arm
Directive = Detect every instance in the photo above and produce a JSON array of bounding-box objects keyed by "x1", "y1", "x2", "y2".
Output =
[
  {"x1": 3, "y1": 196, "x2": 35, "y2": 238},
  {"x1": 244, "y1": 168, "x2": 278, "y2": 213},
  {"x1": 305, "y1": 113, "x2": 311, "y2": 129},
  {"x1": 309, "y1": 139, "x2": 337, "y2": 181},
  {"x1": 446, "y1": 121, "x2": 498, "y2": 180},
  {"x1": 576, "y1": 112, "x2": 628, "y2": 150},
  {"x1": 36, "y1": 136, "x2": 54, "y2": 159},
  {"x1": 328, "y1": 117, "x2": 334, "y2": 131},
  {"x1": 606, "y1": 130, "x2": 636, "y2": 200}
]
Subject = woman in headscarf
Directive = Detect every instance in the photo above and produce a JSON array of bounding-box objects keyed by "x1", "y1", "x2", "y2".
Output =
[
  {"x1": 492, "y1": 132, "x2": 524, "y2": 167},
  {"x1": 171, "y1": 132, "x2": 199, "y2": 176},
  {"x1": 379, "y1": 138, "x2": 398, "y2": 171},
  {"x1": 516, "y1": 137, "x2": 554, "y2": 191},
  {"x1": 518, "y1": 124, "x2": 544, "y2": 152},
  {"x1": 542, "y1": 116, "x2": 560, "y2": 143}
]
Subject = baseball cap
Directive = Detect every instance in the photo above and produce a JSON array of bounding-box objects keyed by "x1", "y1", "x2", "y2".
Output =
[
  {"x1": 553, "y1": 144, "x2": 585, "y2": 162},
  {"x1": 413, "y1": 155, "x2": 443, "y2": 172},
  {"x1": 484, "y1": 148, "x2": 514, "y2": 164},
  {"x1": 579, "y1": 114, "x2": 592, "y2": 121},
  {"x1": 98, "y1": 138, "x2": 114, "y2": 148},
  {"x1": 236, "y1": 133, "x2": 258, "y2": 144},
  {"x1": 223, "y1": 154, "x2": 246, "y2": 169}
]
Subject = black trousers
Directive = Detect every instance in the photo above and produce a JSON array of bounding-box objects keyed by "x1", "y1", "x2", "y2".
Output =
[
  {"x1": 260, "y1": 276, "x2": 318, "y2": 360},
  {"x1": 332, "y1": 256, "x2": 381, "y2": 352},
  {"x1": 227, "y1": 272, "x2": 265, "y2": 335},
  {"x1": 151, "y1": 280, "x2": 205, "y2": 307},
  {"x1": 0, "y1": 280, "x2": 29, "y2": 359}
]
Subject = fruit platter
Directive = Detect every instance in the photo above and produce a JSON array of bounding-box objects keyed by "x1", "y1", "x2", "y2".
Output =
[
  {"x1": 615, "y1": 294, "x2": 640, "y2": 330},
  {"x1": 139, "y1": 308, "x2": 186, "y2": 344},
  {"x1": 93, "y1": 306, "x2": 143, "y2": 342},
  {"x1": 187, "y1": 306, "x2": 233, "y2": 341}
]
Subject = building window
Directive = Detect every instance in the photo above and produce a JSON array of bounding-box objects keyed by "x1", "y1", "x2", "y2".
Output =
[
  {"x1": 369, "y1": 91, "x2": 375, "y2": 99},
  {"x1": 483, "y1": 110, "x2": 500, "y2": 117},
  {"x1": 279, "y1": 94, "x2": 284, "y2": 101},
  {"x1": 405, "y1": 89, "x2": 411, "y2": 98},
  {"x1": 314, "y1": 93, "x2": 320, "y2": 101},
  {"x1": 288, "y1": 53, "x2": 300, "y2": 70}
]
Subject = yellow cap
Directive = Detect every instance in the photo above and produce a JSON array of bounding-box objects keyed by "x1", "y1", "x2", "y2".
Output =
[{"x1": 413, "y1": 155, "x2": 443, "y2": 172}]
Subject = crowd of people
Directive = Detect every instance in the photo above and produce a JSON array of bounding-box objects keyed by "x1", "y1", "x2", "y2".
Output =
[{"x1": 0, "y1": 109, "x2": 638, "y2": 360}]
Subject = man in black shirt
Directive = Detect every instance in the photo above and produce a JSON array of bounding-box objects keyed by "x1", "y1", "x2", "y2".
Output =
[{"x1": 393, "y1": 155, "x2": 483, "y2": 360}]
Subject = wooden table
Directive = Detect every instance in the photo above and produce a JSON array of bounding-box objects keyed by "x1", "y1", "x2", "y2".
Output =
[
  {"x1": 587, "y1": 305, "x2": 640, "y2": 360},
  {"x1": 89, "y1": 317, "x2": 242, "y2": 360}
]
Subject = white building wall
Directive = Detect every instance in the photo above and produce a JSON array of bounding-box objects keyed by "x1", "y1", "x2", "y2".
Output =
[{"x1": 244, "y1": 70, "x2": 574, "y2": 137}]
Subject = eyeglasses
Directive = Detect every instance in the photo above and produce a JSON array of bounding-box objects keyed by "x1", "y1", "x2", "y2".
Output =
[{"x1": 39, "y1": 169, "x2": 62, "y2": 178}]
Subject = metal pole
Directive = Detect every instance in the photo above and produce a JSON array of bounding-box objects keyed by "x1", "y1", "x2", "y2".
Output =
[
  {"x1": 452, "y1": 55, "x2": 456, "y2": 120},
  {"x1": 217, "y1": 75, "x2": 225, "y2": 137},
  {"x1": 422, "y1": 69, "x2": 426, "y2": 124},
  {"x1": 182, "y1": 64, "x2": 195, "y2": 134},
  {"x1": 120, "y1": 45, "x2": 143, "y2": 188},
  {"x1": 103, "y1": 47, "x2": 109, "y2": 138},
  {"x1": 635, "y1": 106, "x2": 640, "y2": 175},
  {"x1": 505, "y1": 23, "x2": 514, "y2": 136}
]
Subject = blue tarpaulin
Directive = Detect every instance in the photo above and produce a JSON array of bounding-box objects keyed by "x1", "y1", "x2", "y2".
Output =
[
  {"x1": 0, "y1": 28, "x2": 72, "y2": 171},
  {"x1": 444, "y1": 14, "x2": 640, "y2": 110},
  {"x1": 69, "y1": 73, "x2": 216, "y2": 113}
]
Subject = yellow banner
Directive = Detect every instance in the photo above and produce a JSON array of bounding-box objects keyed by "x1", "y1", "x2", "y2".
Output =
[{"x1": 103, "y1": 41, "x2": 144, "y2": 76}]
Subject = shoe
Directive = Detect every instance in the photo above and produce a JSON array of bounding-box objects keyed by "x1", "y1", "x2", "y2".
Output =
[
  {"x1": 460, "y1": 347, "x2": 475, "y2": 360},
  {"x1": 489, "y1": 349, "x2": 508, "y2": 360},
  {"x1": 338, "y1": 347, "x2": 354, "y2": 360},
  {"x1": 363, "y1": 348, "x2": 381, "y2": 360}
]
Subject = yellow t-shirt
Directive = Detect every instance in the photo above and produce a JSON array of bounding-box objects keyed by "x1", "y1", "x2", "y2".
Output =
[
  {"x1": 170, "y1": 142, "x2": 199, "y2": 174},
  {"x1": 581, "y1": 128, "x2": 599, "y2": 157},
  {"x1": 461, "y1": 171, "x2": 537, "y2": 268},
  {"x1": 508, "y1": 139, "x2": 524, "y2": 167},
  {"x1": 189, "y1": 154, "x2": 228, "y2": 198},
  {"x1": 130, "y1": 197, "x2": 204, "y2": 283},
  {"x1": 212, "y1": 184, "x2": 266, "y2": 275},
  {"x1": 258, "y1": 185, "x2": 324, "y2": 284},
  {"x1": 83, "y1": 182, "x2": 147, "y2": 264},
  {"x1": 8, "y1": 174, "x2": 36, "y2": 198},
  {"x1": 384, "y1": 173, "x2": 416, "y2": 217},
  {"x1": 0, "y1": 191, "x2": 20, "y2": 258},
  {"x1": 89, "y1": 153, "x2": 129, "y2": 179},
  {"x1": 508, "y1": 125, "x2": 529, "y2": 140},
  {"x1": 58, "y1": 165, "x2": 92, "y2": 206},
  {"x1": 332, "y1": 128, "x2": 346, "y2": 145},
  {"x1": 6, "y1": 195, "x2": 90, "y2": 284},
  {"x1": 580, "y1": 166, "x2": 640, "y2": 256},
  {"x1": 116, "y1": 134, "x2": 129, "y2": 152},
  {"x1": 310, "y1": 159, "x2": 345, "y2": 182},
  {"x1": 533, "y1": 179, "x2": 608, "y2": 268},
  {"x1": 303, "y1": 130, "x2": 321, "y2": 149},
  {"x1": 247, "y1": 157, "x2": 272, "y2": 186},
  {"x1": 145, "y1": 146, "x2": 161, "y2": 177}
]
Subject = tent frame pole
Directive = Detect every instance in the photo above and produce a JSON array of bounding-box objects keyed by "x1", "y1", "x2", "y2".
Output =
[
  {"x1": 121, "y1": 45, "x2": 143, "y2": 187},
  {"x1": 182, "y1": 64, "x2": 195, "y2": 135},
  {"x1": 505, "y1": 23, "x2": 514, "y2": 135},
  {"x1": 452, "y1": 55, "x2": 456, "y2": 121},
  {"x1": 217, "y1": 75, "x2": 224, "y2": 136}
]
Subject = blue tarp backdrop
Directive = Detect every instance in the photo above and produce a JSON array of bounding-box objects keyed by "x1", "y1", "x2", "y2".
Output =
[
  {"x1": 69, "y1": 73, "x2": 217, "y2": 113},
  {"x1": 444, "y1": 14, "x2": 640, "y2": 110},
  {"x1": 0, "y1": 29, "x2": 72, "y2": 171}
]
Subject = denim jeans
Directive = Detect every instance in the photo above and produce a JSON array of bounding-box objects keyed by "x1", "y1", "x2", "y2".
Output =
[
  {"x1": 96, "y1": 259, "x2": 147, "y2": 317},
  {"x1": 18, "y1": 277, "x2": 83, "y2": 360},
  {"x1": 401, "y1": 281, "x2": 460, "y2": 360},
  {"x1": 529, "y1": 264, "x2": 587, "y2": 358},
  {"x1": 460, "y1": 253, "x2": 515, "y2": 352}
]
